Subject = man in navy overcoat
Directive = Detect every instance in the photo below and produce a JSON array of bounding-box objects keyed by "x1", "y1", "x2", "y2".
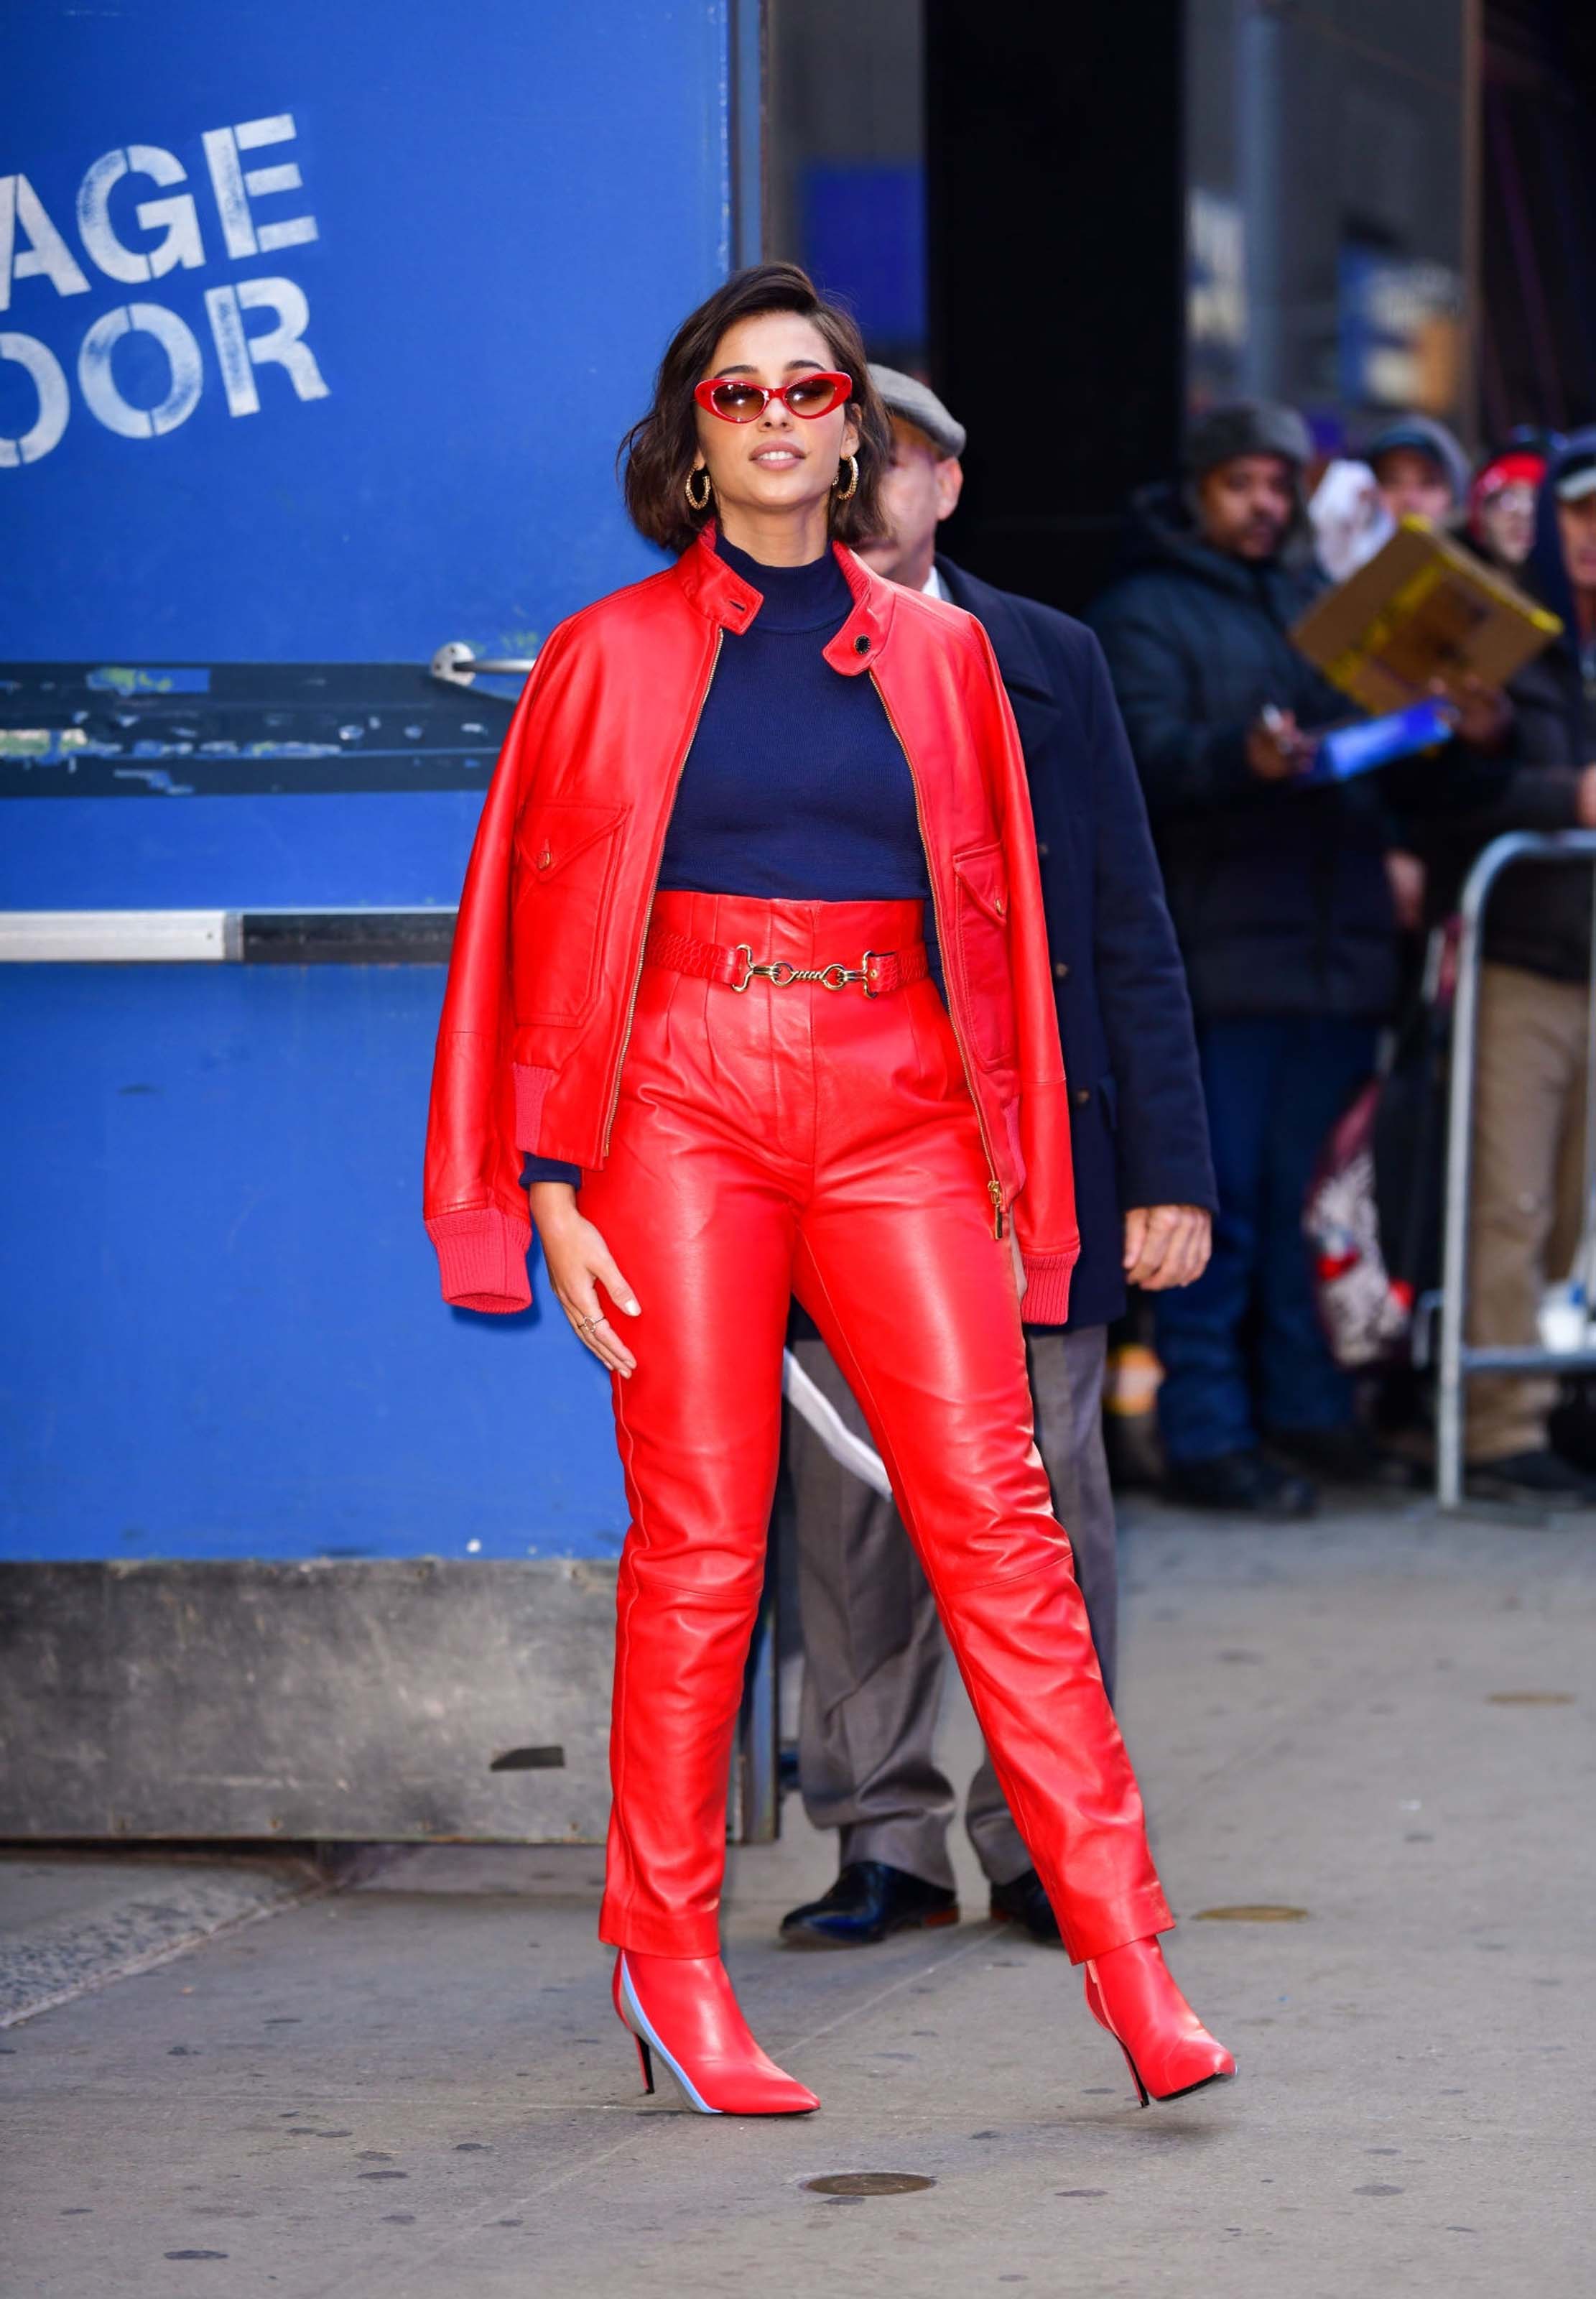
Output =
[{"x1": 781, "y1": 371, "x2": 1217, "y2": 1950}]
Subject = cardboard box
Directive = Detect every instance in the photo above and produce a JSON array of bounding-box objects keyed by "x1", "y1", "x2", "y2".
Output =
[{"x1": 1291, "y1": 517, "x2": 1562, "y2": 713}]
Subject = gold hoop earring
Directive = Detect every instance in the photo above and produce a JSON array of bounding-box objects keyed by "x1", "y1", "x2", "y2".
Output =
[
  {"x1": 685, "y1": 466, "x2": 712, "y2": 513},
  {"x1": 833, "y1": 453, "x2": 858, "y2": 504}
]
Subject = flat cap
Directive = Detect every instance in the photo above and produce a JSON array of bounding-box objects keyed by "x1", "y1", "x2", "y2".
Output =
[{"x1": 868, "y1": 364, "x2": 967, "y2": 460}]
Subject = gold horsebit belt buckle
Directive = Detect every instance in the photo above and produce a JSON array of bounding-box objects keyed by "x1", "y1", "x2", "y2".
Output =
[{"x1": 730, "y1": 945, "x2": 882, "y2": 996}]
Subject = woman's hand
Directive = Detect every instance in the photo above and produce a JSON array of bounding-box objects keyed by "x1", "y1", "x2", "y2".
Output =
[
  {"x1": 528, "y1": 1183, "x2": 641, "y2": 1378},
  {"x1": 1123, "y1": 1204, "x2": 1212, "y2": 1290},
  {"x1": 1009, "y1": 1229, "x2": 1028, "y2": 1305}
]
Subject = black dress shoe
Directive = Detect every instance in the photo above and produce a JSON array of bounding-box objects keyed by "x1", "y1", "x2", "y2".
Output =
[
  {"x1": 779, "y1": 1860, "x2": 959, "y2": 1948},
  {"x1": 988, "y1": 1867, "x2": 1062, "y2": 1946},
  {"x1": 1166, "y1": 1449, "x2": 1317, "y2": 1519},
  {"x1": 1466, "y1": 1448, "x2": 1596, "y2": 1508}
]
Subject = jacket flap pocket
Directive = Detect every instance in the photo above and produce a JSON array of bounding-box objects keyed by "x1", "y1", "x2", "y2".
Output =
[
  {"x1": 515, "y1": 801, "x2": 628, "y2": 883},
  {"x1": 952, "y1": 840, "x2": 1010, "y2": 930}
]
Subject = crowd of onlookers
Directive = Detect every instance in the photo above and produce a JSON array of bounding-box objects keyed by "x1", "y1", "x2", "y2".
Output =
[{"x1": 1087, "y1": 402, "x2": 1596, "y2": 1514}]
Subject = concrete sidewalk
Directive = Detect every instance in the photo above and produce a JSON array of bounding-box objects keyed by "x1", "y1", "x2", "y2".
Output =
[
  {"x1": 4, "y1": 1496, "x2": 1592, "y2": 2298},
  {"x1": 0, "y1": 1851, "x2": 328, "y2": 2030}
]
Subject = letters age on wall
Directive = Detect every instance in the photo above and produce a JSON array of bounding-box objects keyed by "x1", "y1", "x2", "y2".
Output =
[{"x1": 1, "y1": 114, "x2": 328, "y2": 467}]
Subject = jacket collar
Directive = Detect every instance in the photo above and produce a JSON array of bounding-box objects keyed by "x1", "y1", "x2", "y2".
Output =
[
  {"x1": 674, "y1": 524, "x2": 896, "y2": 676},
  {"x1": 935, "y1": 554, "x2": 1054, "y2": 702}
]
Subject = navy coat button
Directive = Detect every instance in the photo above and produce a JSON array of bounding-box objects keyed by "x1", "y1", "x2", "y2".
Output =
[
  {"x1": 1054, "y1": 959, "x2": 1070, "y2": 980},
  {"x1": 1074, "y1": 1085, "x2": 1092, "y2": 1106}
]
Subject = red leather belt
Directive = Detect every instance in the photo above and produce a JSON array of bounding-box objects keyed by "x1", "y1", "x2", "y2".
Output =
[{"x1": 643, "y1": 924, "x2": 930, "y2": 998}]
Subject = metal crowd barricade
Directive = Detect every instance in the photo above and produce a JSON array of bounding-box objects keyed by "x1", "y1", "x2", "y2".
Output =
[{"x1": 1437, "y1": 830, "x2": 1596, "y2": 1507}]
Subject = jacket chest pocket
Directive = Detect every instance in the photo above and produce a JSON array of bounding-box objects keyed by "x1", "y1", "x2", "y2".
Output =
[
  {"x1": 952, "y1": 840, "x2": 1016, "y2": 1068},
  {"x1": 512, "y1": 800, "x2": 628, "y2": 1024}
]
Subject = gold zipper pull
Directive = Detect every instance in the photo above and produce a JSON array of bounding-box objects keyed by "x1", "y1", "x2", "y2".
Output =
[{"x1": 988, "y1": 1180, "x2": 1006, "y2": 1239}]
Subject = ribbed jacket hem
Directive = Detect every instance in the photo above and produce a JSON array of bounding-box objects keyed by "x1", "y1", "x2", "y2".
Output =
[
  {"x1": 1021, "y1": 1247, "x2": 1077, "y2": 1326},
  {"x1": 427, "y1": 1206, "x2": 532, "y2": 1313}
]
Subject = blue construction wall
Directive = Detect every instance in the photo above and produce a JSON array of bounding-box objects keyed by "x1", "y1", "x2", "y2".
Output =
[{"x1": 0, "y1": 0, "x2": 736, "y2": 1560}]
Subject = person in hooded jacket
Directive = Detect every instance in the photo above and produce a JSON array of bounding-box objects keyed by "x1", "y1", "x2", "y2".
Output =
[
  {"x1": 1089, "y1": 403, "x2": 1399, "y2": 1515},
  {"x1": 1365, "y1": 414, "x2": 1471, "y2": 531},
  {"x1": 1401, "y1": 429, "x2": 1596, "y2": 1502}
]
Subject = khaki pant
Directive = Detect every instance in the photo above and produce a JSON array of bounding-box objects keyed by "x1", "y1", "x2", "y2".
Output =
[
  {"x1": 1467, "y1": 962, "x2": 1590, "y2": 1462},
  {"x1": 787, "y1": 1325, "x2": 1115, "y2": 1894}
]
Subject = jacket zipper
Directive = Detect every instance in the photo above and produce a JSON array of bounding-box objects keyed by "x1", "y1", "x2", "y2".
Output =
[
  {"x1": 600, "y1": 629, "x2": 725, "y2": 1158},
  {"x1": 870, "y1": 669, "x2": 1007, "y2": 1240}
]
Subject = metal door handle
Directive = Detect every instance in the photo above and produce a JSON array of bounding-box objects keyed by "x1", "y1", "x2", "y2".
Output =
[{"x1": 430, "y1": 642, "x2": 537, "y2": 688}]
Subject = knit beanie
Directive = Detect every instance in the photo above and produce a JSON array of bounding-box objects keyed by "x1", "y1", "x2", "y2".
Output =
[{"x1": 1184, "y1": 401, "x2": 1313, "y2": 480}]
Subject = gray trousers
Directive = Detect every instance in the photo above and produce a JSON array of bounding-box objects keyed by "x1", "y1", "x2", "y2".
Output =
[{"x1": 787, "y1": 1324, "x2": 1115, "y2": 1893}]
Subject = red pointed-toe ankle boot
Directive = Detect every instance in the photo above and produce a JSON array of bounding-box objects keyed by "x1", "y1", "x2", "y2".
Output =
[
  {"x1": 1082, "y1": 1937, "x2": 1236, "y2": 2106},
  {"x1": 612, "y1": 1951, "x2": 820, "y2": 2117}
]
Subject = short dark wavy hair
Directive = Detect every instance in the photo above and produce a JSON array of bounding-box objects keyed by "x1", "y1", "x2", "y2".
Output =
[{"x1": 621, "y1": 262, "x2": 891, "y2": 556}]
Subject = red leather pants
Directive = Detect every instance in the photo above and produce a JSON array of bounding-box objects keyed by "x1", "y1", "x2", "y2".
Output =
[{"x1": 581, "y1": 892, "x2": 1173, "y2": 1965}]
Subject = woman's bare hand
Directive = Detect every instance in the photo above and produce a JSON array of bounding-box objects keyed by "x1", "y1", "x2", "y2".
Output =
[
  {"x1": 1009, "y1": 1228, "x2": 1029, "y2": 1305},
  {"x1": 528, "y1": 1183, "x2": 641, "y2": 1378}
]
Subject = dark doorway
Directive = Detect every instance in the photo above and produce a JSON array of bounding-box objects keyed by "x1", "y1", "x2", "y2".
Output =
[{"x1": 926, "y1": 1, "x2": 1187, "y2": 614}]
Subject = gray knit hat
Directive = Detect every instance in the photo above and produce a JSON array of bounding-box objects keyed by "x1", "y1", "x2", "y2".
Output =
[
  {"x1": 868, "y1": 364, "x2": 967, "y2": 460},
  {"x1": 1184, "y1": 400, "x2": 1313, "y2": 478}
]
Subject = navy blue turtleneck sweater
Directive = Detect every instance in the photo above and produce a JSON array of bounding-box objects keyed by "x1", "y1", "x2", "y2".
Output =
[
  {"x1": 657, "y1": 536, "x2": 928, "y2": 899},
  {"x1": 522, "y1": 535, "x2": 934, "y2": 1186}
]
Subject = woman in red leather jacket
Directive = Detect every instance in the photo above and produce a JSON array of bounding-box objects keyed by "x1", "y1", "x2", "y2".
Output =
[{"x1": 424, "y1": 264, "x2": 1233, "y2": 2118}]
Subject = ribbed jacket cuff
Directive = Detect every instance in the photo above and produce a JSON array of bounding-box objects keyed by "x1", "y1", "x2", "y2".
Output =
[
  {"x1": 1021, "y1": 1248, "x2": 1077, "y2": 1326},
  {"x1": 513, "y1": 1062, "x2": 556, "y2": 1150},
  {"x1": 427, "y1": 1207, "x2": 532, "y2": 1313}
]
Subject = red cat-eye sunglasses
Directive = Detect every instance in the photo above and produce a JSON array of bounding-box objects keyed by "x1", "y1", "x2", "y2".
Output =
[{"x1": 694, "y1": 371, "x2": 853, "y2": 424}]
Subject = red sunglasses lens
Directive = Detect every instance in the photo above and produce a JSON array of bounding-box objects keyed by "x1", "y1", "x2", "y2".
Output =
[
  {"x1": 705, "y1": 381, "x2": 768, "y2": 422},
  {"x1": 785, "y1": 374, "x2": 848, "y2": 417}
]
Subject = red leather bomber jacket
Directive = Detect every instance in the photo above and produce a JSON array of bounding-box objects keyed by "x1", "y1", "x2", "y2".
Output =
[{"x1": 423, "y1": 531, "x2": 1080, "y2": 1320}]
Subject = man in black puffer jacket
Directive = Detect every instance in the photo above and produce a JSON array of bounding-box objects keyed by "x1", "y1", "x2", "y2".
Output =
[{"x1": 1090, "y1": 404, "x2": 1398, "y2": 1514}]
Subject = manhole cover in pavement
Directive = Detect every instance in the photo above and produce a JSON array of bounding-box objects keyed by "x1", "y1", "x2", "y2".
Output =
[
  {"x1": 804, "y1": 2173, "x2": 937, "y2": 2197},
  {"x1": 1193, "y1": 1905, "x2": 1309, "y2": 1923},
  {"x1": 1487, "y1": 1691, "x2": 1574, "y2": 1705}
]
